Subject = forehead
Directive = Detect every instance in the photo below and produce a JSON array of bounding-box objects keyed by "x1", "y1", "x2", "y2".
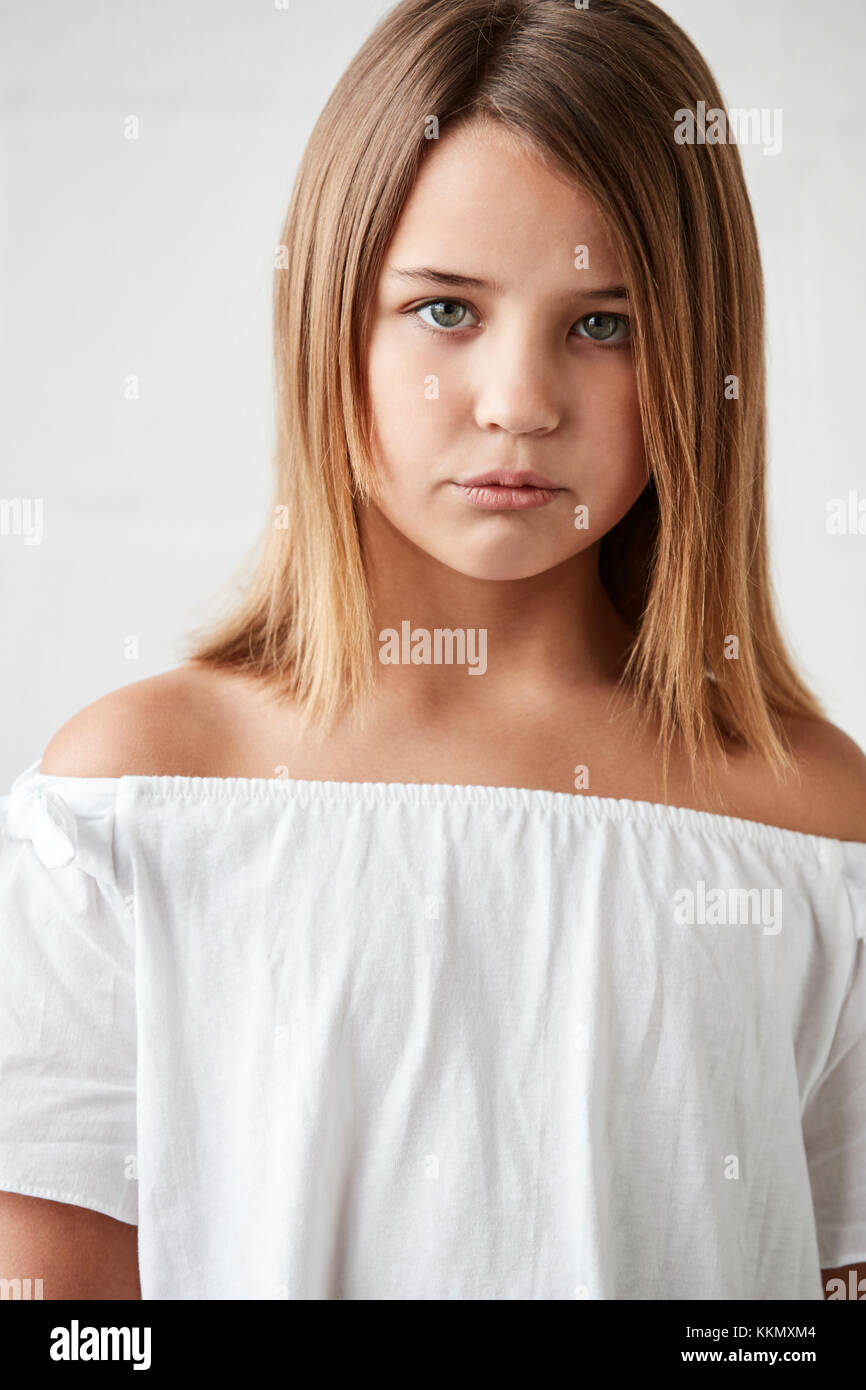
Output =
[{"x1": 385, "y1": 122, "x2": 623, "y2": 282}]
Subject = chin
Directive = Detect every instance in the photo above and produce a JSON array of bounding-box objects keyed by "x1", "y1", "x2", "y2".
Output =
[{"x1": 439, "y1": 550, "x2": 563, "y2": 583}]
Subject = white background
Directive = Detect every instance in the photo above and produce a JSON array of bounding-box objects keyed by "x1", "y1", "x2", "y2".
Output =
[{"x1": 1, "y1": 0, "x2": 863, "y2": 787}]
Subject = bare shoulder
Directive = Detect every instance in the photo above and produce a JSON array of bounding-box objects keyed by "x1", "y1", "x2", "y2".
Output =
[
  {"x1": 38, "y1": 661, "x2": 267, "y2": 778},
  {"x1": 730, "y1": 713, "x2": 866, "y2": 844}
]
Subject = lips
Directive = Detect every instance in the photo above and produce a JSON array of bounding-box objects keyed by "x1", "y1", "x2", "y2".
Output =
[
  {"x1": 455, "y1": 469, "x2": 560, "y2": 489},
  {"x1": 451, "y1": 471, "x2": 563, "y2": 511}
]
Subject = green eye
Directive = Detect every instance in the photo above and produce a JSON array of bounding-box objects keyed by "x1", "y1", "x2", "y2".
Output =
[
  {"x1": 576, "y1": 312, "x2": 630, "y2": 343},
  {"x1": 416, "y1": 300, "x2": 473, "y2": 329}
]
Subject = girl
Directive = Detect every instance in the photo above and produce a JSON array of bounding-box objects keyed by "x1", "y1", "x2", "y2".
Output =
[{"x1": 1, "y1": 0, "x2": 864, "y2": 1300}]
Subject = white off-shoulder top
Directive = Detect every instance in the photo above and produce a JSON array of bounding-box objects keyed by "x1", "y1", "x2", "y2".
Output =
[{"x1": 0, "y1": 757, "x2": 864, "y2": 1301}]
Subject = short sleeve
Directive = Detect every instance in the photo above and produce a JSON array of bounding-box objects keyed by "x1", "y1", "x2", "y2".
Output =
[
  {"x1": 0, "y1": 761, "x2": 137, "y2": 1226},
  {"x1": 802, "y1": 847, "x2": 866, "y2": 1269}
]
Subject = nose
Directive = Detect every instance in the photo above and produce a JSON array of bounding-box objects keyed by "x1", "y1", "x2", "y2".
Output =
[{"x1": 472, "y1": 329, "x2": 562, "y2": 436}]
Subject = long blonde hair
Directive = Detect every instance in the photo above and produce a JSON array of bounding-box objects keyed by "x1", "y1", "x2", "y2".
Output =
[{"x1": 182, "y1": 0, "x2": 824, "y2": 799}]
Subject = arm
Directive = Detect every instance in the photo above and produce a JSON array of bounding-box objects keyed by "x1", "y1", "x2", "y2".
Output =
[{"x1": 0, "y1": 1192, "x2": 141, "y2": 1299}]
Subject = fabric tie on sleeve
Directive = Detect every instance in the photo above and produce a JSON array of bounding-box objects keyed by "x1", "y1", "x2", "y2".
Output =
[
  {"x1": 6, "y1": 778, "x2": 78, "y2": 869},
  {"x1": 1, "y1": 760, "x2": 120, "y2": 890}
]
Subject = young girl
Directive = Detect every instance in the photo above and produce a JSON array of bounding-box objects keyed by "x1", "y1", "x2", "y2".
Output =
[{"x1": 1, "y1": 0, "x2": 864, "y2": 1301}]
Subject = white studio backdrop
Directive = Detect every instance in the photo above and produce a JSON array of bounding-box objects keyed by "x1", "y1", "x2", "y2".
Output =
[{"x1": 0, "y1": 0, "x2": 864, "y2": 786}]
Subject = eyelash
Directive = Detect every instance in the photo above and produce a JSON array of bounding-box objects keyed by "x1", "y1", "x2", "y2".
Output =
[{"x1": 406, "y1": 299, "x2": 632, "y2": 345}]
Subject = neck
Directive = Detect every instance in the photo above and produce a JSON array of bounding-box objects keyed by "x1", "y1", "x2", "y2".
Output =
[{"x1": 358, "y1": 503, "x2": 635, "y2": 717}]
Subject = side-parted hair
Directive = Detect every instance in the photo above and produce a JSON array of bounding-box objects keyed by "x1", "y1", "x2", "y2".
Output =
[{"x1": 183, "y1": 0, "x2": 824, "y2": 798}]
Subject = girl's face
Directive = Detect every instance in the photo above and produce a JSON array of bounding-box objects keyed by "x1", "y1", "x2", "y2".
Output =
[{"x1": 363, "y1": 120, "x2": 648, "y2": 583}]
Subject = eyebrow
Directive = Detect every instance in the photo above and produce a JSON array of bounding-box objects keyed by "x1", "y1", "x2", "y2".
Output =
[{"x1": 388, "y1": 267, "x2": 629, "y2": 299}]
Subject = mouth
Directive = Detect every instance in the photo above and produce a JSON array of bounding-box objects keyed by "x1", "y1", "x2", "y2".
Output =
[
  {"x1": 455, "y1": 469, "x2": 560, "y2": 490},
  {"x1": 451, "y1": 469, "x2": 563, "y2": 511}
]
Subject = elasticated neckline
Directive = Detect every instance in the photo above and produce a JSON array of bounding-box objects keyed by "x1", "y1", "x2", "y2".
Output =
[
  {"x1": 70, "y1": 771, "x2": 866, "y2": 856},
  {"x1": 16, "y1": 762, "x2": 866, "y2": 855}
]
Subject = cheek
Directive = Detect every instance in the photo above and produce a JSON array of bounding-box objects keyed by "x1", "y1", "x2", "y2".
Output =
[
  {"x1": 581, "y1": 358, "x2": 646, "y2": 489},
  {"x1": 367, "y1": 324, "x2": 460, "y2": 485}
]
